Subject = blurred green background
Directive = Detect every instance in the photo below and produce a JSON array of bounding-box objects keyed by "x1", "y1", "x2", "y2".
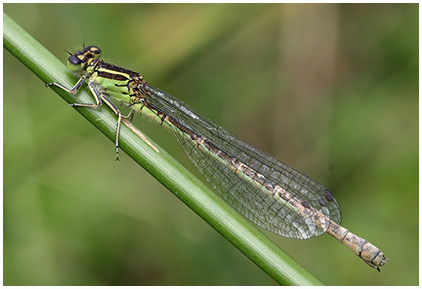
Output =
[{"x1": 3, "y1": 3, "x2": 418, "y2": 286}]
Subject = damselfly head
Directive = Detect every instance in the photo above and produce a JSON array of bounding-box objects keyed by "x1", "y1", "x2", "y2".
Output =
[{"x1": 66, "y1": 45, "x2": 101, "y2": 73}]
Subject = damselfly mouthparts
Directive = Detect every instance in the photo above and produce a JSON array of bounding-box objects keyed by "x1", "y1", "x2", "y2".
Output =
[{"x1": 46, "y1": 45, "x2": 388, "y2": 271}]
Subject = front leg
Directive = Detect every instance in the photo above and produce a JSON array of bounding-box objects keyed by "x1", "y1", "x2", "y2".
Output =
[{"x1": 45, "y1": 75, "x2": 87, "y2": 94}]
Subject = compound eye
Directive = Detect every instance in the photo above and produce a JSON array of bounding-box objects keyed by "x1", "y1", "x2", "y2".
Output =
[
  {"x1": 68, "y1": 54, "x2": 86, "y2": 65},
  {"x1": 67, "y1": 54, "x2": 86, "y2": 72}
]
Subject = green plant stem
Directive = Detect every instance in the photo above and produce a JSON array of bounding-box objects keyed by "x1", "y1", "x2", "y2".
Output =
[{"x1": 3, "y1": 12, "x2": 323, "y2": 286}]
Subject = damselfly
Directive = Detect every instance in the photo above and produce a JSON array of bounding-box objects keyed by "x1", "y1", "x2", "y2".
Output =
[{"x1": 46, "y1": 45, "x2": 388, "y2": 271}]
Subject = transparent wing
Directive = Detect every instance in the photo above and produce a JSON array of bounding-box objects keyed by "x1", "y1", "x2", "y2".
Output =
[{"x1": 144, "y1": 84, "x2": 342, "y2": 239}]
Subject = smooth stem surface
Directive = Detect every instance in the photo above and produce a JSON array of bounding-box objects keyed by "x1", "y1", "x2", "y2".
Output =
[{"x1": 3, "y1": 12, "x2": 323, "y2": 286}]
